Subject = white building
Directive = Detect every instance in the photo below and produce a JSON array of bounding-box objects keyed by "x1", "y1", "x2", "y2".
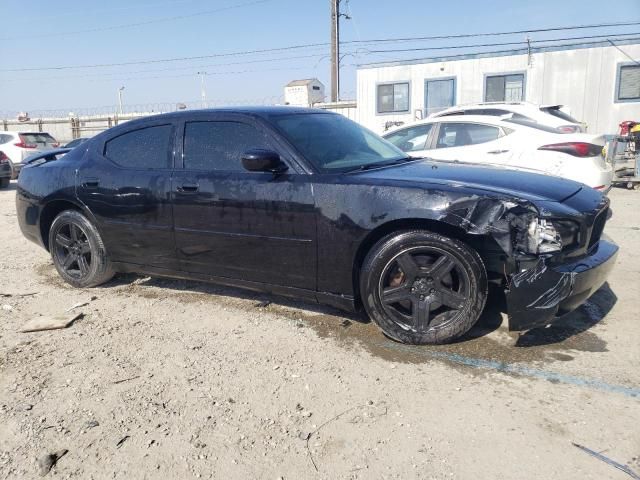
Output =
[
  {"x1": 355, "y1": 39, "x2": 640, "y2": 134},
  {"x1": 284, "y1": 78, "x2": 326, "y2": 107}
]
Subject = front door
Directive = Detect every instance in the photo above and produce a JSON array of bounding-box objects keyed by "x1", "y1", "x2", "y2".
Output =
[
  {"x1": 171, "y1": 115, "x2": 317, "y2": 290},
  {"x1": 76, "y1": 120, "x2": 178, "y2": 269}
]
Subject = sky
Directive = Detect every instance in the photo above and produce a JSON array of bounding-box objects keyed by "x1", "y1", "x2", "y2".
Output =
[{"x1": 0, "y1": 0, "x2": 638, "y2": 117}]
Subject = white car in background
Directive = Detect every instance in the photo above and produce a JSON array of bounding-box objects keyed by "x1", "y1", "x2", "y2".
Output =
[
  {"x1": 383, "y1": 115, "x2": 612, "y2": 191},
  {"x1": 0, "y1": 131, "x2": 59, "y2": 178},
  {"x1": 429, "y1": 102, "x2": 586, "y2": 133}
]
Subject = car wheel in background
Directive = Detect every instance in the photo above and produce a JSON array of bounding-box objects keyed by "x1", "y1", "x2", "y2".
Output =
[
  {"x1": 360, "y1": 230, "x2": 487, "y2": 345},
  {"x1": 49, "y1": 210, "x2": 114, "y2": 288},
  {"x1": 0, "y1": 178, "x2": 9, "y2": 188}
]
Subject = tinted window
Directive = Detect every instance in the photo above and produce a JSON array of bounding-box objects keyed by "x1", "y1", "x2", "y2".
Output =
[
  {"x1": 20, "y1": 133, "x2": 57, "y2": 146},
  {"x1": 273, "y1": 113, "x2": 407, "y2": 172},
  {"x1": 0, "y1": 135, "x2": 10, "y2": 144},
  {"x1": 104, "y1": 125, "x2": 174, "y2": 169},
  {"x1": 183, "y1": 121, "x2": 270, "y2": 172},
  {"x1": 540, "y1": 106, "x2": 579, "y2": 123},
  {"x1": 384, "y1": 124, "x2": 433, "y2": 152},
  {"x1": 377, "y1": 83, "x2": 410, "y2": 113},
  {"x1": 436, "y1": 123, "x2": 500, "y2": 149},
  {"x1": 503, "y1": 118, "x2": 561, "y2": 133}
]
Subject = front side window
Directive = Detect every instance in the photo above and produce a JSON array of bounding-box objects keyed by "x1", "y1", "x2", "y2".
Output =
[
  {"x1": 485, "y1": 74, "x2": 525, "y2": 102},
  {"x1": 384, "y1": 124, "x2": 433, "y2": 152},
  {"x1": 273, "y1": 113, "x2": 408, "y2": 172},
  {"x1": 377, "y1": 82, "x2": 410, "y2": 113},
  {"x1": 104, "y1": 124, "x2": 174, "y2": 169},
  {"x1": 617, "y1": 65, "x2": 640, "y2": 101},
  {"x1": 436, "y1": 123, "x2": 501, "y2": 149},
  {"x1": 183, "y1": 121, "x2": 270, "y2": 172}
]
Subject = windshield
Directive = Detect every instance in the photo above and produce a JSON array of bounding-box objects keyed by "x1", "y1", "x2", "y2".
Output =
[{"x1": 272, "y1": 113, "x2": 409, "y2": 172}]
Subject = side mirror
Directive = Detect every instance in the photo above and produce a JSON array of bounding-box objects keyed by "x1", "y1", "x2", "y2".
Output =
[{"x1": 241, "y1": 149, "x2": 288, "y2": 174}]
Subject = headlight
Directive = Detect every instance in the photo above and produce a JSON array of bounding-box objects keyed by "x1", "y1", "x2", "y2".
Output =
[{"x1": 519, "y1": 218, "x2": 580, "y2": 254}]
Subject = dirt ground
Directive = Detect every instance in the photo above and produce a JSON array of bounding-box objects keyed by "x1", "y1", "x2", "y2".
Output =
[{"x1": 0, "y1": 181, "x2": 638, "y2": 480}]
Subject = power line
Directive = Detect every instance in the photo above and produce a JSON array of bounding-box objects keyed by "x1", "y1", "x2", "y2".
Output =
[
  {"x1": 2, "y1": 21, "x2": 640, "y2": 73},
  {"x1": 363, "y1": 32, "x2": 640, "y2": 54},
  {"x1": 607, "y1": 39, "x2": 640, "y2": 65},
  {"x1": 0, "y1": 0, "x2": 279, "y2": 41},
  {"x1": 358, "y1": 36, "x2": 640, "y2": 67},
  {"x1": 344, "y1": 20, "x2": 640, "y2": 45}
]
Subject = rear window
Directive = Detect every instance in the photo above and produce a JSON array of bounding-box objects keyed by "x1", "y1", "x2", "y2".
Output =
[
  {"x1": 540, "y1": 107, "x2": 579, "y2": 124},
  {"x1": 20, "y1": 133, "x2": 57, "y2": 145},
  {"x1": 503, "y1": 117, "x2": 561, "y2": 134}
]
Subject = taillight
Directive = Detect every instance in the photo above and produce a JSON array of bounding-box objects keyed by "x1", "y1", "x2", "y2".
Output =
[
  {"x1": 52, "y1": 143, "x2": 60, "y2": 148},
  {"x1": 15, "y1": 135, "x2": 36, "y2": 149},
  {"x1": 593, "y1": 185, "x2": 606, "y2": 191},
  {"x1": 538, "y1": 142, "x2": 602, "y2": 157},
  {"x1": 0, "y1": 152, "x2": 8, "y2": 163},
  {"x1": 557, "y1": 125, "x2": 579, "y2": 133}
]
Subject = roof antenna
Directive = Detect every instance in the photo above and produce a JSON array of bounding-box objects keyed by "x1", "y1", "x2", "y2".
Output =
[{"x1": 526, "y1": 36, "x2": 533, "y2": 67}]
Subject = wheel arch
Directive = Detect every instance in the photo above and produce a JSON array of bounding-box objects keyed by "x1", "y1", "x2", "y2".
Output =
[
  {"x1": 39, "y1": 199, "x2": 95, "y2": 251},
  {"x1": 351, "y1": 218, "x2": 488, "y2": 309}
]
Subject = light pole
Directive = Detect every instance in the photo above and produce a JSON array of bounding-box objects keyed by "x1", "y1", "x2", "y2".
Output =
[
  {"x1": 197, "y1": 72, "x2": 207, "y2": 108},
  {"x1": 117, "y1": 86, "x2": 125, "y2": 115}
]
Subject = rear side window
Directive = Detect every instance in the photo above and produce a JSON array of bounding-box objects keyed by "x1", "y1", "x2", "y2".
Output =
[
  {"x1": 436, "y1": 123, "x2": 500, "y2": 149},
  {"x1": 104, "y1": 125, "x2": 174, "y2": 169},
  {"x1": 183, "y1": 121, "x2": 270, "y2": 171}
]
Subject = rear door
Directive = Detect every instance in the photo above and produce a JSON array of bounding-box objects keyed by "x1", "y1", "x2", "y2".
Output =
[
  {"x1": 171, "y1": 114, "x2": 317, "y2": 290},
  {"x1": 420, "y1": 121, "x2": 514, "y2": 166},
  {"x1": 76, "y1": 120, "x2": 178, "y2": 269}
]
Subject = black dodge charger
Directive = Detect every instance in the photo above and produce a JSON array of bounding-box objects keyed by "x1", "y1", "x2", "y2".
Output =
[{"x1": 16, "y1": 107, "x2": 618, "y2": 345}]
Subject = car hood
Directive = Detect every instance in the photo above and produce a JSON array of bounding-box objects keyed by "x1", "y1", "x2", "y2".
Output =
[{"x1": 356, "y1": 159, "x2": 583, "y2": 203}]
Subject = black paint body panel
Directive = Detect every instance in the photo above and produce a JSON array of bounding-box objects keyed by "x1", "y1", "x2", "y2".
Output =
[{"x1": 15, "y1": 107, "x2": 617, "y2": 332}]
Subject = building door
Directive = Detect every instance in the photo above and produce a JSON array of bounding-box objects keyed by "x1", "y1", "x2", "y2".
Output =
[{"x1": 425, "y1": 78, "x2": 456, "y2": 116}]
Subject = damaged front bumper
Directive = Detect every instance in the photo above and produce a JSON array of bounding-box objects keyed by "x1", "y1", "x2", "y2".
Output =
[{"x1": 505, "y1": 236, "x2": 618, "y2": 331}]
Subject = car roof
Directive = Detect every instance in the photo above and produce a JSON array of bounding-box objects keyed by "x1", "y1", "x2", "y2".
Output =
[{"x1": 383, "y1": 115, "x2": 512, "y2": 135}]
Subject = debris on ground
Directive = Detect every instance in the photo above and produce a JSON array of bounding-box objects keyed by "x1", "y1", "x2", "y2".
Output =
[
  {"x1": 572, "y1": 442, "x2": 640, "y2": 480},
  {"x1": 37, "y1": 449, "x2": 68, "y2": 476},
  {"x1": 20, "y1": 313, "x2": 83, "y2": 333},
  {"x1": 0, "y1": 291, "x2": 38, "y2": 297},
  {"x1": 113, "y1": 375, "x2": 140, "y2": 385},
  {"x1": 340, "y1": 319, "x2": 352, "y2": 328},
  {"x1": 254, "y1": 300, "x2": 271, "y2": 308},
  {"x1": 2, "y1": 304, "x2": 13, "y2": 312},
  {"x1": 116, "y1": 436, "x2": 130, "y2": 449}
]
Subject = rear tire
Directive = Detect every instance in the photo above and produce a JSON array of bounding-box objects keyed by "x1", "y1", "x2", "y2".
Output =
[
  {"x1": 49, "y1": 210, "x2": 114, "y2": 288},
  {"x1": 360, "y1": 230, "x2": 487, "y2": 345}
]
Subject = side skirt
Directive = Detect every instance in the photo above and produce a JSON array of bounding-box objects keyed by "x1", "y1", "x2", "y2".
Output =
[{"x1": 110, "y1": 261, "x2": 357, "y2": 313}]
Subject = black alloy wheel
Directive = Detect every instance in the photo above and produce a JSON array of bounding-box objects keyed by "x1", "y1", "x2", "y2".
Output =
[
  {"x1": 379, "y1": 246, "x2": 470, "y2": 334},
  {"x1": 360, "y1": 230, "x2": 487, "y2": 345},
  {"x1": 49, "y1": 210, "x2": 114, "y2": 288}
]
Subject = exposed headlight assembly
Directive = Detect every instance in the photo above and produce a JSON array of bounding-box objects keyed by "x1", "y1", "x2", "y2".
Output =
[{"x1": 519, "y1": 218, "x2": 580, "y2": 254}]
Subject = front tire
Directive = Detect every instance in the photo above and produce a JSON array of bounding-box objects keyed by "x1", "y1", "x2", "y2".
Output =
[
  {"x1": 49, "y1": 210, "x2": 114, "y2": 288},
  {"x1": 360, "y1": 230, "x2": 487, "y2": 345}
]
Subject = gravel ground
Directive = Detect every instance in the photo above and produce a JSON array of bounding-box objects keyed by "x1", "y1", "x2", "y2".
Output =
[{"x1": 0, "y1": 182, "x2": 639, "y2": 479}]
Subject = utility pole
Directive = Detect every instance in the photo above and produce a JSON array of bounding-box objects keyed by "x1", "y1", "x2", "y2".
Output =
[
  {"x1": 330, "y1": 0, "x2": 340, "y2": 102},
  {"x1": 117, "y1": 86, "x2": 125, "y2": 115},
  {"x1": 197, "y1": 71, "x2": 207, "y2": 107}
]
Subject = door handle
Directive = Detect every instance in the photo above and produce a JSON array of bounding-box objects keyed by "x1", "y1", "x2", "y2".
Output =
[
  {"x1": 82, "y1": 178, "x2": 100, "y2": 188},
  {"x1": 177, "y1": 183, "x2": 199, "y2": 193}
]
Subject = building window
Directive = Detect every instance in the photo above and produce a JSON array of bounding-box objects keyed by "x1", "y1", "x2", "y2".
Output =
[
  {"x1": 377, "y1": 82, "x2": 410, "y2": 114},
  {"x1": 617, "y1": 64, "x2": 640, "y2": 102},
  {"x1": 485, "y1": 73, "x2": 525, "y2": 102}
]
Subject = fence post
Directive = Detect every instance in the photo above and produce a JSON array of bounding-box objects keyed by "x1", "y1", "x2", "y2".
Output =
[
  {"x1": 37, "y1": 119, "x2": 43, "y2": 132},
  {"x1": 2, "y1": 120, "x2": 7, "y2": 131}
]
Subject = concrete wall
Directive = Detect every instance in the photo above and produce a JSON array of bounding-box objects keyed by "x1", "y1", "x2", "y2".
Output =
[{"x1": 356, "y1": 43, "x2": 640, "y2": 135}]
